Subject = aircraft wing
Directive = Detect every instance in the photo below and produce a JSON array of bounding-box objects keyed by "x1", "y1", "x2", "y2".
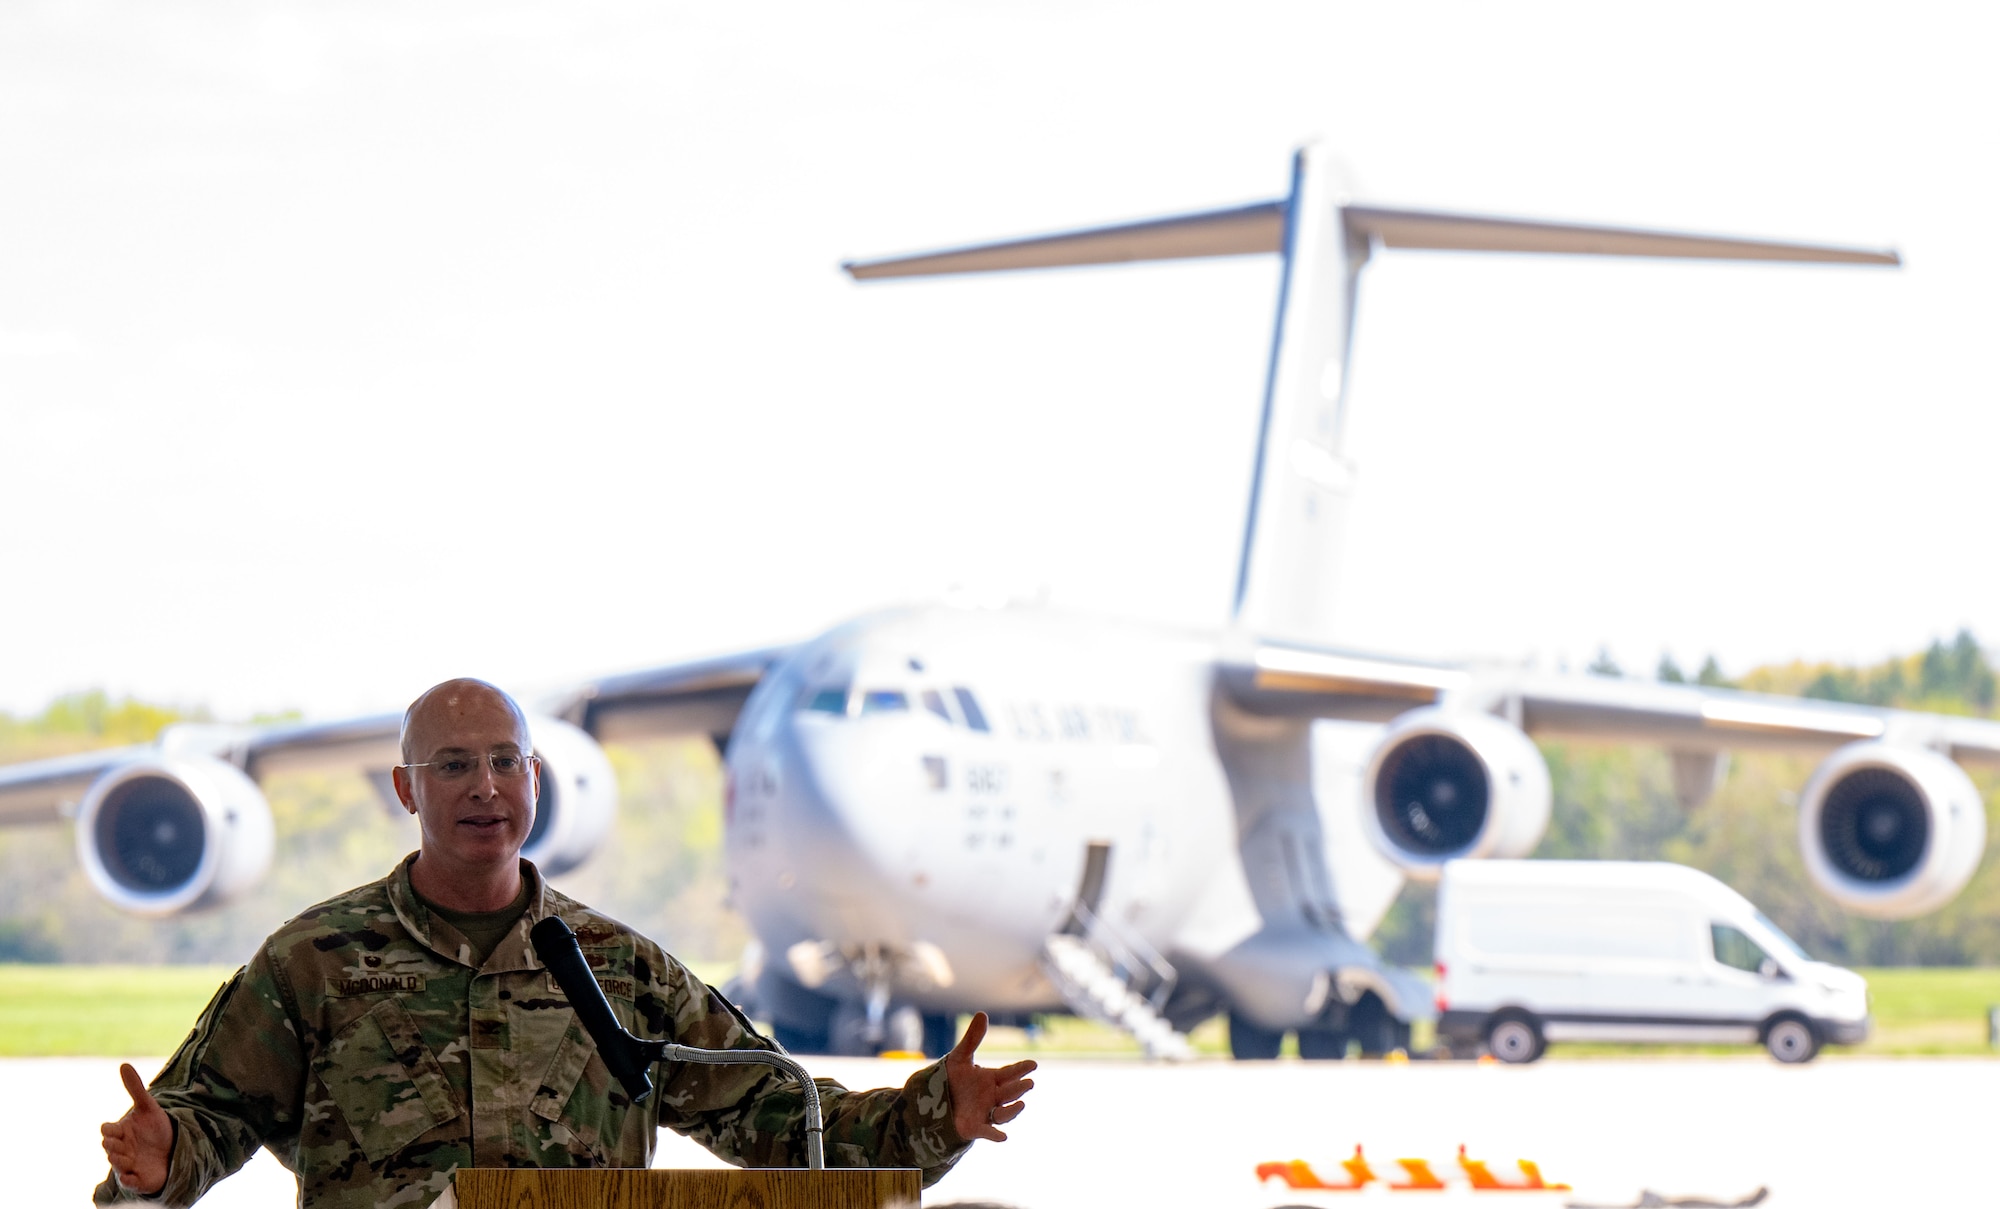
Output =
[
  {"x1": 0, "y1": 646, "x2": 796, "y2": 829},
  {"x1": 545, "y1": 645, "x2": 797, "y2": 750},
  {"x1": 1223, "y1": 640, "x2": 2000, "y2": 765},
  {"x1": 0, "y1": 714, "x2": 410, "y2": 827},
  {"x1": 0, "y1": 744, "x2": 154, "y2": 824}
]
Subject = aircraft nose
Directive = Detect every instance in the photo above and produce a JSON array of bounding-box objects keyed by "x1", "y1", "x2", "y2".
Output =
[{"x1": 732, "y1": 719, "x2": 928, "y2": 932}]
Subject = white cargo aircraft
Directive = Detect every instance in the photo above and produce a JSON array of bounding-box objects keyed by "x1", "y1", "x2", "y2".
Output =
[{"x1": 3, "y1": 146, "x2": 1990, "y2": 1061}]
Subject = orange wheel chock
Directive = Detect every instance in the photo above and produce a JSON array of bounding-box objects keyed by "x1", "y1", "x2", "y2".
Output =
[
  {"x1": 1455, "y1": 1144, "x2": 1572, "y2": 1191},
  {"x1": 1255, "y1": 1151, "x2": 1371, "y2": 1191},
  {"x1": 1341, "y1": 1145, "x2": 1377, "y2": 1187},
  {"x1": 1458, "y1": 1144, "x2": 1513, "y2": 1190},
  {"x1": 1389, "y1": 1158, "x2": 1447, "y2": 1190},
  {"x1": 1513, "y1": 1158, "x2": 1569, "y2": 1191},
  {"x1": 1259, "y1": 1145, "x2": 1568, "y2": 1194}
]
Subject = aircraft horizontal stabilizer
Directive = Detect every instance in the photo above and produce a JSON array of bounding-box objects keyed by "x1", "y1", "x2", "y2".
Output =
[
  {"x1": 1344, "y1": 206, "x2": 1900, "y2": 265},
  {"x1": 843, "y1": 199, "x2": 1898, "y2": 281},
  {"x1": 842, "y1": 201, "x2": 1286, "y2": 279}
]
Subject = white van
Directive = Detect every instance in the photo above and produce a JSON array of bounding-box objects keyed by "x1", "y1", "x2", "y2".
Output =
[{"x1": 1434, "y1": 860, "x2": 1868, "y2": 1063}]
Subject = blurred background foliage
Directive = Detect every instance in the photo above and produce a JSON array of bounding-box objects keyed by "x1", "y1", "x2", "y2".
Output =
[
  {"x1": 0, "y1": 691, "x2": 744, "y2": 964},
  {"x1": 7, "y1": 633, "x2": 2000, "y2": 970}
]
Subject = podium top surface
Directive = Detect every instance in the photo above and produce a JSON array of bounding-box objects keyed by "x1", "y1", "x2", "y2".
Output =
[{"x1": 451, "y1": 1167, "x2": 921, "y2": 1209}]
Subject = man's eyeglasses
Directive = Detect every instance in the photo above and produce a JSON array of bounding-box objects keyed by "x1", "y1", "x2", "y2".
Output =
[{"x1": 398, "y1": 752, "x2": 539, "y2": 781}]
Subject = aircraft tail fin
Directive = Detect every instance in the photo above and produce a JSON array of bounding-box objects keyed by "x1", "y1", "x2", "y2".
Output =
[{"x1": 843, "y1": 146, "x2": 1898, "y2": 646}]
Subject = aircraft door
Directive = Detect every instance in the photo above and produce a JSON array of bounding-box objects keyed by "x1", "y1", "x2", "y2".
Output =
[{"x1": 1061, "y1": 839, "x2": 1113, "y2": 934}]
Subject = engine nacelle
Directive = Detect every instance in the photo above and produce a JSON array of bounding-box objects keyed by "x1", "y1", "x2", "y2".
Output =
[
  {"x1": 521, "y1": 715, "x2": 618, "y2": 876},
  {"x1": 1362, "y1": 707, "x2": 1551, "y2": 880},
  {"x1": 1798, "y1": 741, "x2": 1985, "y2": 919},
  {"x1": 75, "y1": 755, "x2": 275, "y2": 916}
]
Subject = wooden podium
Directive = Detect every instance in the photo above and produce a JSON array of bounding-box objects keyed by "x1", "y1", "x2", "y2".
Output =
[{"x1": 451, "y1": 1168, "x2": 923, "y2": 1209}]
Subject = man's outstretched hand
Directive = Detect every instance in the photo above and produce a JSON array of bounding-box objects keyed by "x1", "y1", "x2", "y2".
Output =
[
  {"x1": 100, "y1": 1062, "x2": 172, "y2": 1196},
  {"x1": 944, "y1": 1011, "x2": 1037, "y2": 1144}
]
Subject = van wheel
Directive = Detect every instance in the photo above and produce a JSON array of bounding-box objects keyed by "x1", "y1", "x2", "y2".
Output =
[
  {"x1": 1297, "y1": 1026, "x2": 1350, "y2": 1060},
  {"x1": 1228, "y1": 1012, "x2": 1284, "y2": 1060},
  {"x1": 1764, "y1": 1015, "x2": 1820, "y2": 1064},
  {"x1": 1486, "y1": 1014, "x2": 1544, "y2": 1064}
]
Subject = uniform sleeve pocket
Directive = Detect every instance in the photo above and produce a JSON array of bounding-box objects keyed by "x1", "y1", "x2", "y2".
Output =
[{"x1": 314, "y1": 998, "x2": 459, "y2": 1164}]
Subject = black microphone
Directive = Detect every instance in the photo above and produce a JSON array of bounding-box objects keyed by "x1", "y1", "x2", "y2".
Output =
[
  {"x1": 529, "y1": 916, "x2": 828, "y2": 1168},
  {"x1": 531, "y1": 915, "x2": 659, "y2": 1102}
]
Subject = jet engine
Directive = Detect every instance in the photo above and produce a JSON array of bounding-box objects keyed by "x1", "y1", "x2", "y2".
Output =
[
  {"x1": 1798, "y1": 741, "x2": 1986, "y2": 919},
  {"x1": 75, "y1": 755, "x2": 275, "y2": 917},
  {"x1": 1362, "y1": 707, "x2": 1551, "y2": 879},
  {"x1": 521, "y1": 716, "x2": 619, "y2": 875}
]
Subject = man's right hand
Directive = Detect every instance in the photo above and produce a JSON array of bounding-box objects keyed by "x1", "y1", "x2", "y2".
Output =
[{"x1": 100, "y1": 1062, "x2": 172, "y2": 1196}]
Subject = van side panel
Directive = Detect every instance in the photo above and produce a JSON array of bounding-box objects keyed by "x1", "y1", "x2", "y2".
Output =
[{"x1": 1437, "y1": 861, "x2": 1869, "y2": 1053}]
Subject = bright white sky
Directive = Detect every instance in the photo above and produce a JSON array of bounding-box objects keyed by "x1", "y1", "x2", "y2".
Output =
[{"x1": 2, "y1": 1, "x2": 1995, "y2": 721}]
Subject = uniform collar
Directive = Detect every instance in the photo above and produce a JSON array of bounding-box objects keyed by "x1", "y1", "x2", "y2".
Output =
[{"x1": 388, "y1": 853, "x2": 553, "y2": 973}]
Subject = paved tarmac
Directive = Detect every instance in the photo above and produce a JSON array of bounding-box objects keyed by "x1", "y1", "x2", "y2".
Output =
[{"x1": 12, "y1": 1054, "x2": 1991, "y2": 1208}]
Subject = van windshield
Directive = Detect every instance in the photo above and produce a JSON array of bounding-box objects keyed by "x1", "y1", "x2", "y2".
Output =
[
  {"x1": 1710, "y1": 924, "x2": 1770, "y2": 974},
  {"x1": 1753, "y1": 909, "x2": 1813, "y2": 962}
]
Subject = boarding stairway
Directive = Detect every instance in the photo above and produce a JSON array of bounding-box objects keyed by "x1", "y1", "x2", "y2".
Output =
[{"x1": 1040, "y1": 902, "x2": 1193, "y2": 1060}]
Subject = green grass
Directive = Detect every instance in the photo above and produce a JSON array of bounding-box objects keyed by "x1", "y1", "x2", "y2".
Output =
[
  {"x1": 0, "y1": 964, "x2": 237, "y2": 1057},
  {"x1": 0, "y1": 961, "x2": 738, "y2": 1058},
  {"x1": 6, "y1": 964, "x2": 2000, "y2": 1058},
  {"x1": 1851, "y1": 966, "x2": 2000, "y2": 1054},
  {"x1": 1527, "y1": 967, "x2": 2000, "y2": 1059}
]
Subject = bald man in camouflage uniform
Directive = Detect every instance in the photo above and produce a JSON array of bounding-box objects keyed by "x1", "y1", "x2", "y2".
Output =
[{"x1": 97, "y1": 679, "x2": 1035, "y2": 1208}]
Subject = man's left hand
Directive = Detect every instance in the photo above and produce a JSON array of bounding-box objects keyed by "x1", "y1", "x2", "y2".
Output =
[{"x1": 944, "y1": 1011, "x2": 1037, "y2": 1143}]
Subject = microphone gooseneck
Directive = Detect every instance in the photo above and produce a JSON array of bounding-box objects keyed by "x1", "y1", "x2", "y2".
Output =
[{"x1": 528, "y1": 916, "x2": 825, "y2": 1170}]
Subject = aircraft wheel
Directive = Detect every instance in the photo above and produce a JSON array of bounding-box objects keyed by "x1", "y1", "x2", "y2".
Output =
[
  {"x1": 1228, "y1": 1012, "x2": 1284, "y2": 1060},
  {"x1": 1764, "y1": 1015, "x2": 1820, "y2": 1064},
  {"x1": 1296, "y1": 1026, "x2": 1350, "y2": 1060},
  {"x1": 757, "y1": 970, "x2": 836, "y2": 1055},
  {"x1": 921, "y1": 1012, "x2": 958, "y2": 1058},
  {"x1": 772, "y1": 1021, "x2": 830, "y2": 1055},
  {"x1": 1350, "y1": 994, "x2": 1400, "y2": 1058},
  {"x1": 828, "y1": 1002, "x2": 925, "y2": 1056},
  {"x1": 1485, "y1": 1013, "x2": 1544, "y2": 1064}
]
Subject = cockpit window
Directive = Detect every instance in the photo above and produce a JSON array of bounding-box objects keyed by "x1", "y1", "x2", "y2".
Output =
[
  {"x1": 860, "y1": 689, "x2": 910, "y2": 715},
  {"x1": 920, "y1": 689, "x2": 954, "y2": 723},
  {"x1": 800, "y1": 685, "x2": 850, "y2": 715},
  {"x1": 952, "y1": 687, "x2": 990, "y2": 733}
]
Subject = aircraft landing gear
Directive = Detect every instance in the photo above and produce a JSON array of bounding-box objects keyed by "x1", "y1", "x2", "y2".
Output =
[
  {"x1": 921, "y1": 1012, "x2": 958, "y2": 1058},
  {"x1": 772, "y1": 1018, "x2": 830, "y2": 1055},
  {"x1": 1348, "y1": 994, "x2": 1409, "y2": 1057},
  {"x1": 1228, "y1": 1012, "x2": 1284, "y2": 1060},
  {"x1": 828, "y1": 1000, "x2": 924, "y2": 1055},
  {"x1": 1296, "y1": 1025, "x2": 1351, "y2": 1060}
]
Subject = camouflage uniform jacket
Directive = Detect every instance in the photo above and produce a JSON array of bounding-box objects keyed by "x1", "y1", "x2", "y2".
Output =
[{"x1": 94, "y1": 857, "x2": 969, "y2": 1209}]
